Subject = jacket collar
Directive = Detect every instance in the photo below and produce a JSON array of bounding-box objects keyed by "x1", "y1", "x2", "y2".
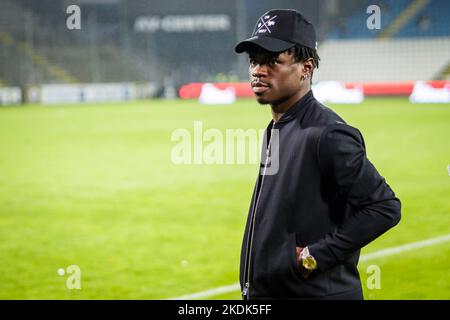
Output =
[{"x1": 273, "y1": 89, "x2": 315, "y2": 127}]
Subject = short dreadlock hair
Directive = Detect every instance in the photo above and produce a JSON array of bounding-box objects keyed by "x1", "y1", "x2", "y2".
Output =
[
  {"x1": 288, "y1": 44, "x2": 320, "y2": 69},
  {"x1": 287, "y1": 45, "x2": 320, "y2": 84}
]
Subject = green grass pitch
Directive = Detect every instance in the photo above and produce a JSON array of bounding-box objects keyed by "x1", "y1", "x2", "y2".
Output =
[{"x1": 0, "y1": 97, "x2": 449, "y2": 299}]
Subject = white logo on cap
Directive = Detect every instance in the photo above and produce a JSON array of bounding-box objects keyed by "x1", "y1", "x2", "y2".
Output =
[{"x1": 255, "y1": 15, "x2": 277, "y2": 34}]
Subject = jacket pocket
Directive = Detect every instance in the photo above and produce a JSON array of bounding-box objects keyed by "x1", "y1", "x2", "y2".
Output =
[{"x1": 289, "y1": 236, "x2": 305, "y2": 279}]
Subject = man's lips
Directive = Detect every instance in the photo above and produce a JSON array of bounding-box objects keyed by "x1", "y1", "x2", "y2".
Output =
[{"x1": 251, "y1": 81, "x2": 270, "y2": 94}]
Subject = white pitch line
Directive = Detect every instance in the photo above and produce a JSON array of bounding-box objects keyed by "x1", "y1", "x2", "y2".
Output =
[
  {"x1": 168, "y1": 233, "x2": 450, "y2": 300},
  {"x1": 168, "y1": 283, "x2": 241, "y2": 301},
  {"x1": 359, "y1": 233, "x2": 450, "y2": 262}
]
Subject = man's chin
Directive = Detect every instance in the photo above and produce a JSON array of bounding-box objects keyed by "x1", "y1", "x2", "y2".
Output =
[{"x1": 255, "y1": 95, "x2": 270, "y2": 105}]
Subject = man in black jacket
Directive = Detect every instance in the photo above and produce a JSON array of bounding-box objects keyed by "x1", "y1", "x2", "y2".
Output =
[{"x1": 235, "y1": 9, "x2": 401, "y2": 300}]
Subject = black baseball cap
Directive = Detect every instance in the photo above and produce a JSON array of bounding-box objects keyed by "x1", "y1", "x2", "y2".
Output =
[{"x1": 235, "y1": 9, "x2": 317, "y2": 53}]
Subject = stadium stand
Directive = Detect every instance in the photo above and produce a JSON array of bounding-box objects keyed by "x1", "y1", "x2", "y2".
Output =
[
  {"x1": 0, "y1": 0, "x2": 449, "y2": 95},
  {"x1": 377, "y1": 0, "x2": 430, "y2": 39},
  {"x1": 326, "y1": 0, "x2": 449, "y2": 40},
  {"x1": 316, "y1": 0, "x2": 450, "y2": 82},
  {"x1": 0, "y1": 0, "x2": 152, "y2": 86},
  {"x1": 395, "y1": 0, "x2": 450, "y2": 37},
  {"x1": 315, "y1": 37, "x2": 450, "y2": 82},
  {"x1": 328, "y1": 0, "x2": 413, "y2": 39}
]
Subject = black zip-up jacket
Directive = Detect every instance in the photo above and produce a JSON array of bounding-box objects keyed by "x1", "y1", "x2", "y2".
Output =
[{"x1": 240, "y1": 90, "x2": 401, "y2": 299}]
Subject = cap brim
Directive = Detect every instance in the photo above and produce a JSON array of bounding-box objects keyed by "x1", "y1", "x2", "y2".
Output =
[{"x1": 235, "y1": 36, "x2": 295, "y2": 53}]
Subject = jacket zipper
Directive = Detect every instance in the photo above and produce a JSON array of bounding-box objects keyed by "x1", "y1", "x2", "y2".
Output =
[{"x1": 242, "y1": 125, "x2": 274, "y2": 300}]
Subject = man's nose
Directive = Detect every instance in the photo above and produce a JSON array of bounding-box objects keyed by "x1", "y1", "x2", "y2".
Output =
[{"x1": 250, "y1": 63, "x2": 268, "y2": 78}]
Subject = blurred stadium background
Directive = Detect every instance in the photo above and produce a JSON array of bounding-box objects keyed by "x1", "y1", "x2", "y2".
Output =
[{"x1": 0, "y1": 0, "x2": 449, "y2": 299}]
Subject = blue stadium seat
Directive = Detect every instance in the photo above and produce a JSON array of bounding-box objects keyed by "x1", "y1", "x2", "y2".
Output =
[
  {"x1": 395, "y1": 0, "x2": 450, "y2": 37},
  {"x1": 328, "y1": 0, "x2": 411, "y2": 39}
]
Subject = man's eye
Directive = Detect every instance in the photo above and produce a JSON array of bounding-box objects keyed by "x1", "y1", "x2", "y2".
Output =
[{"x1": 269, "y1": 59, "x2": 278, "y2": 66}]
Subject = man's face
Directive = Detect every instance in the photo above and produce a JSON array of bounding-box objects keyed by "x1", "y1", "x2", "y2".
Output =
[{"x1": 248, "y1": 48, "x2": 302, "y2": 106}]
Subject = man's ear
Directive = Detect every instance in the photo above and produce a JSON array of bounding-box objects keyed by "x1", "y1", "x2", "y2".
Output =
[{"x1": 302, "y1": 58, "x2": 315, "y2": 77}]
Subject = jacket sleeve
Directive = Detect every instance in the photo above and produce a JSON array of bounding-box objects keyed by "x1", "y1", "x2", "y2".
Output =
[{"x1": 308, "y1": 124, "x2": 401, "y2": 273}]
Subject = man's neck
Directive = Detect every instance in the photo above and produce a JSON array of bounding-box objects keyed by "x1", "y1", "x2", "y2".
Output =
[
  {"x1": 271, "y1": 110, "x2": 285, "y2": 123},
  {"x1": 270, "y1": 86, "x2": 310, "y2": 123}
]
